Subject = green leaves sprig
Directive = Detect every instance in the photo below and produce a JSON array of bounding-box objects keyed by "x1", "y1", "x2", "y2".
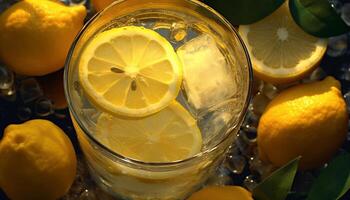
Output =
[{"x1": 202, "y1": 0, "x2": 349, "y2": 37}]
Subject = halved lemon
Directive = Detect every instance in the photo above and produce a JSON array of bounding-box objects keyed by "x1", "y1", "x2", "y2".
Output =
[
  {"x1": 239, "y1": 3, "x2": 327, "y2": 84},
  {"x1": 79, "y1": 26, "x2": 182, "y2": 117},
  {"x1": 95, "y1": 101, "x2": 202, "y2": 163}
]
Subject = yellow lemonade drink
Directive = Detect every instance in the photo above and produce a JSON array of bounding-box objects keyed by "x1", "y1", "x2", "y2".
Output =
[{"x1": 64, "y1": 0, "x2": 252, "y2": 199}]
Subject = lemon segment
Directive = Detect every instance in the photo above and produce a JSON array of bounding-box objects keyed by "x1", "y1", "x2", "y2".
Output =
[
  {"x1": 239, "y1": 3, "x2": 327, "y2": 84},
  {"x1": 79, "y1": 26, "x2": 182, "y2": 117},
  {"x1": 95, "y1": 102, "x2": 202, "y2": 163}
]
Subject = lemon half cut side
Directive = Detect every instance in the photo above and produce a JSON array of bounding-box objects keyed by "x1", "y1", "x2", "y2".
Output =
[{"x1": 239, "y1": 3, "x2": 327, "y2": 84}]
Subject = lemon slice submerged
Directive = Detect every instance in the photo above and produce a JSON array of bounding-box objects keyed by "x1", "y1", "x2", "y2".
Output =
[
  {"x1": 95, "y1": 102, "x2": 202, "y2": 163},
  {"x1": 239, "y1": 3, "x2": 327, "y2": 84},
  {"x1": 79, "y1": 26, "x2": 182, "y2": 117}
]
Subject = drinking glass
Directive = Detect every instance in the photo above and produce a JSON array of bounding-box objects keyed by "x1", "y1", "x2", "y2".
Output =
[{"x1": 64, "y1": 0, "x2": 252, "y2": 199}]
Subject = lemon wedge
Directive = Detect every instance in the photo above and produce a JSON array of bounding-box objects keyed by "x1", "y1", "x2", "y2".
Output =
[
  {"x1": 95, "y1": 102, "x2": 202, "y2": 163},
  {"x1": 239, "y1": 3, "x2": 327, "y2": 84},
  {"x1": 79, "y1": 26, "x2": 182, "y2": 117}
]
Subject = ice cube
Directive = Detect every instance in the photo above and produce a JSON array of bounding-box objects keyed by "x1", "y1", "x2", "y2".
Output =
[{"x1": 177, "y1": 34, "x2": 237, "y2": 112}]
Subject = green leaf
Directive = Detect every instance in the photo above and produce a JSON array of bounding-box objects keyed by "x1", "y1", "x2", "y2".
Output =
[
  {"x1": 289, "y1": 0, "x2": 350, "y2": 37},
  {"x1": 253, "y1": 157, "x2": 300, "y2": 200},
  {"x1": 202, "y1": 0, "x2": 285, "y2": 25},
  {"x1": 307, "y1": 153, "x2": 350, "y2": 200}
]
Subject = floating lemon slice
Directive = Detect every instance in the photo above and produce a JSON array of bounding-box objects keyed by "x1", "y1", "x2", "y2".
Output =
[
  {"x1": 239, "y1": 3, "x2": 327, "y2": 84},
  {"x1": 95, "y1": 102, "x2": 202, "y2": 163},
  {"x1": 79, "y1": 26, "x2": 182, "y2": 117}
]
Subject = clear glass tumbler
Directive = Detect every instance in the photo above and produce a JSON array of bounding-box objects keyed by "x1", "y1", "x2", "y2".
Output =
[{"x1": 64, "y1": 0, "x2": 252, "y2": 199}]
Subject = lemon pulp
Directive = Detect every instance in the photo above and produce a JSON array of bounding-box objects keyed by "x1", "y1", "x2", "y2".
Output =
[
  {"x1": 79, "y1": 26, "x2": 182, "y2": 117},
  {"x1": 239, "y1": 3, "x2": 327, "y2": 84},
  {"x1": 95, "y1": 101, "x2": 202, "y2": 163}
]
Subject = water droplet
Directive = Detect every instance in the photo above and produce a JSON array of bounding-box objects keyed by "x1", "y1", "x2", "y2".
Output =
[
  {"x1": 344, "y1": 92, "x2": 350, "y2": 112},
  {"x1": 225, "y1": 154, "x2": 246, "y2": 174},
  {"x1": 243, "y1": 175, "x2": 259, "y2": 192},
  {"x1": 327, "y1": 34, "x2": 348, "y2": 57},
  {"x1": 170, "y1": 22, "x2": 187, "y2": 42},
  {"x1": 19, "y1": 78, "x2": 43, "y2": 104},
  {"x1": 252, "y1": 92, "x2": 270, "y2": 115},
  {"x1": 259, "y1": 82, "x2": 278, "y2": 99},
  {"x1": 69, "y1": 0, "x2": 87, "y2": 5},
  {"x1": 0, "y1": 65, "x2": 14, "y2": 90},
  {"x1": 249, "y1": 156, "x2": 275, "y2": 179},
  {"x1": 206, "y1": 166, "x2": 233, "y2": 186},
  {"x1": 242, "y1": 110, "x2": 260, "y2": 128},
  {"x1": 341, "y1": 3, "x2": 350, "y2": 26},
  {"x1": 236, "y1": 131, "x2": 258, "y2": 158},
  {"x1": 329, "y1": 0, "x2": 343, "y2": 13},
  {"x1": 17, "y1": 107, "x2": 32, "y2": 121},
  {"x1": 35, "y1": 98, "x2": 54, "y2": 117},
  {"x1": 1, "y1": 85, "x2": 15, "y2": 97},
  {"x1": 0, "y1": 85, "x2": 16, "y2": 101},
  {"x1": 303, "y1": 67, "x2": 327, "y2": 83},
  {"x1": 241, "y1": 124, "x2": 257, "y2": 140}
]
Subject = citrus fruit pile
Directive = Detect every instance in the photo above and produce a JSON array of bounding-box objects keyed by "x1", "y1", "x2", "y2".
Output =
[{"x1": 0, "y1": 0, "x2": 349, "y2": 200}]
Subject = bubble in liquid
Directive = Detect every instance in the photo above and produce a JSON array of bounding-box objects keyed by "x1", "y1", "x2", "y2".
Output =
[
  {"x1": 35, "y1": 98, "x2": 54, "y2": 117},
  {"x1": 326, "y1": 34, "x2": 348, "y2": 57},
  {"x1": 19, "y1": 78, "x2": 43, "y2": 104},
  {"x1": 17, "y1": 107, "x2": 32, "y2": 121},
  {"x1": 170, "y1": 22, "x2": 187, "y2": 42},
  {"x1": 225, "y1": 154, "x2": 246, "y2": 174}
]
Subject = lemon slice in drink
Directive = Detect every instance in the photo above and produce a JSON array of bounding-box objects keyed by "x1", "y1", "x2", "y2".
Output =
[
  {"x1": 79, "y1": 26, "x2": 182, "y2": 117},
  {"x1": 95, "y1": 102, "x2": 202, "y2": 163},
  {"x1": 238, "y1": 3, "x2": 327, "y2": 84}
]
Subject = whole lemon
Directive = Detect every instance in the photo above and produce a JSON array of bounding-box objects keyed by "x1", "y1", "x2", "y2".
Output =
[
  {"x1": 258, "y1": 76, "x2": 348, "y2": 170},
  {"x1": 0, "y1": 119, "x2": 77, "y2": 200},
  {"x1": 92, "y1": 0, "x2": 116, "y2": 11},
  {"x1": 187, "y1": 186, "x2": 253, "y2": 200},
  {"x1": 0, "y1": 0, "x2": 86, "y2": 76}
]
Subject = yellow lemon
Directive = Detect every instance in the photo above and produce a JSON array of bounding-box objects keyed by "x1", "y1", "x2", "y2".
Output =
[
  {"x1": 239, "y1": 2, "x2": 327, "y2": 84},
  {"x1": 79, "y1": 26, "x2": 182, "y2": 117},
  {"x1": 187, "y1": 186, "x2": 253, "y2": 200},
  {"x1": 92, "y1": 0, "x2": 116, "y2": 11},
  {"x1": 0, "y1": 0, "x2": 86, "y2": 76},
  {"x1": 0, "y1": 119, "x2": 77, "y2": 200},
  {"x1": 95, "y1": 101, "x2": 202, "y2": 162},
  {"x1": 258, "y1": 77, "x2": 348, "y2": 170}
]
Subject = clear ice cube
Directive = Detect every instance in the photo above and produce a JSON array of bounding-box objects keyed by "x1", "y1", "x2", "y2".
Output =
[{"x1": 177, "y1": 34, "x2": 237, "y2": 113}]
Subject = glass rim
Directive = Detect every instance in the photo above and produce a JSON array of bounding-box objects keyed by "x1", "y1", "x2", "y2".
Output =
[{"x1": 64, "y1": 0, "x2": 253, "y2": 167}]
